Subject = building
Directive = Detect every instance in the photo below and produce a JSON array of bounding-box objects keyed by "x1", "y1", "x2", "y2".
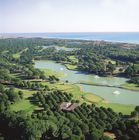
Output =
[{"x1": 60, "y1": 102, "x2": 79, "y2": 111}]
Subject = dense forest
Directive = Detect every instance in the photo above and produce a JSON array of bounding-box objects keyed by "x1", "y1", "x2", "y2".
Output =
[{"x1": 0, "y1": 38, "x2": 139, "y2": 140}]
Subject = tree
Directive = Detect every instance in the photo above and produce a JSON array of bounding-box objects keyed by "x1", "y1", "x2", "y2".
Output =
[
  {"x1": 90, "y1": 131, "x2": 101, "y2": 140},
  {"x1": 135, "y1": 106, "x2": 139, "y2": 119},
  {"x1": 0, "y1": 102, "x2": 5, "y2": 112},
  {"x1": 18, "y1": 91, "x2": 24, "y2": 99},
  {"x1": 106, "y1": 62, "x2": 115, "y2": 75},
  {"x1": 119, "y1": 135, "x2": 130, "y2": 140},
  {"x1": 70, "y1": 134, "x2": 81, "y2": 140}
]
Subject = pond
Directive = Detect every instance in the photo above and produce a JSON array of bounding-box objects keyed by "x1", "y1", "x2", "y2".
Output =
[
  {"x1": 42, "y1": 45, "x2": 76, "y2": 51},
  {"x1": 35, "y1": 60, "x2": 139, "y2": 105}
]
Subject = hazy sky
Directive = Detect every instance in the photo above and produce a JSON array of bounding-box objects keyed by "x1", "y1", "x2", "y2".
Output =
[{"x1": 0, "y1": 0, "x2": 139, "y2": 33}]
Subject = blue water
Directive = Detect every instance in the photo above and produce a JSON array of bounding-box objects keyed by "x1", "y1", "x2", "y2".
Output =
[{"x1": 1, "y1": 32, "x2": 139, "y2": 44}]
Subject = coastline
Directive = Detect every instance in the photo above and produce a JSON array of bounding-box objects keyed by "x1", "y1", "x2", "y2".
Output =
[{"x1": 1, "y1": 32, "x2": 139, "y2": 44}]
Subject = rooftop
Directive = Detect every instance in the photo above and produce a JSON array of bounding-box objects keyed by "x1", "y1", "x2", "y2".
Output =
[{"x1": 60, "y1": 102, "x2": 79, "y2": 111}]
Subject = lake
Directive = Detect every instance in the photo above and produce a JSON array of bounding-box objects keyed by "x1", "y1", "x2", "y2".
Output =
[
  {"x1": 35, "y1": 60, "x2": 139, "y2": 105},
  {"x1": 42, "y1": 45, "x2": 76, "y2": 51}
]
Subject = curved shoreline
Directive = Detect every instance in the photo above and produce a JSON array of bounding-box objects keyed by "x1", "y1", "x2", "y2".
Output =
[
  {"x1": 77, "y1": 82, "x2": 139, "y2": 92},
  {"x1": 62, "y1": 63, "x2": 77, "y2": 71},
  {"x1": 77, "y1": 84, "x2": 105, "y2": 103},
  {"x1": 35, "y1": 60, "x2": 139, "y2": 106}
]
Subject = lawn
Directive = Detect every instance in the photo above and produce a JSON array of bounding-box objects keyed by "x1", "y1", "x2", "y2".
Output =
[
  {"x1": 68, "y1": 55, "x2": 78, "y2": 63},
  {"x1": 10, "y1": 88, "x2": 37, "y2": 114},
  {"x1": 40, "y1": 80, "x2": 102, "y2": 104},
  {"x1": 10, "y1": 99, "x2": 36, "y2": 114},
  {"x1": 40, "y1": 69, "x2": 136, "y2": 114},
  {"x1": 64, "y1": 63, "x2": 77, "y2": 70},
  {"x1": 62, "y1": 55, "x2": 78, "y2": 70},
  {"x1": 10, "y1": 80, "x2": 135, "y2": 115},
  {"x1": 98, "y1": 102, "x2": 135, "y2": 115},
  {"x1": 14, "y1": 88, "x2": 35, "y2": 98},
  {"x1": 10, "y1": 67, "x2": 136, "y2": 115},
  {"x1": 40, "y1": 68, "x2": 64, "y2": 77},
  {"x1": 13, "y1": 53, "x2": 21, "y2": 59},
  {"x1": 12, "y1": 48, "x2": 28, "y2": 59},
  {"x1": 121, "y1": 83, "x2": 139, "y2": 91},
  {"x1": 82, "y1": 93, "x2": 103, "y2": 103}
]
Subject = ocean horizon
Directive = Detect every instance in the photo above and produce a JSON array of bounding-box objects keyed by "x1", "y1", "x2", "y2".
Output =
[{"x1": 1, "y1": 32, "x2": 139, "y2": 44}]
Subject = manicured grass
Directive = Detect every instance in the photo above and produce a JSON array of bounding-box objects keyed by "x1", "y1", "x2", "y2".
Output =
[
  {"x1": 40, "y1": 69, "x2": 136, "y2": 114},
  {"x1": 13, "y1": 48, "x2": 28, "y2": 59},
  {"x1": 40, "y1": 80, "x2": 103, "y2": 104},
  {"x1": 10, "y1": 88, "x2": 36, "y2": 114},
  {"x1": 13, "y1": 53, "x2": 21, "y2": 59},
  {"x1": 9, "y1": 68, "x2": 64, "y2": 114},
  {"x1": 40, "y1": 68, "x2": 64, "y2": 77},
  {"x1": 121, "y1": 83, "x2": 139, "y2": 91},
  {"x1": 64, "y1": 64, "x2": 77, "y2": 70},
  {"x1": 10, "y1": 99, "x2": 36, "y2": 114},
  {"x1": 10, "y1": 79, "x2": 135, "y2": 115},
  {"x1": 14, "y1": 88, "x2": 35, "y2": 98},
  {"x1": 62, "y1": 55, "x2": 78, "y2": 70},
  {"x1": 105, "y1": 59, "x2": 116, "y2": 65},
  {"x1": 68, "y1": 55, "x2": 78, "y2": 63},
  {"x1": 110, "y1": 60, "x2": 116, "y2": 64},
  {"x1": 134, "y1": 63, "x2": 139, "y2": 70},
  {"x1": 2, "y1": 50, "x2": 9, "y2": 54},
  {"x1": 42, "y1": 81, "x2": 134, "y2": 114},
  {"x1": 98, "y1": 102, "x2": 135, "y2": 115},
  {"x1": 9, "y1": 66, "x2": 137, "y2": 115},
  {"x1": 80, "y1": 81, "x2": 139, "y2": 91},
  {"x1": 82, "y1": 93, "x2": 103, "y2": 103}
]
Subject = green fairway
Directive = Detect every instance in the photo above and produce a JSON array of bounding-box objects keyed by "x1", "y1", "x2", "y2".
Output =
[
  {"x1": 39, "y1": 68, "x2": 137, "y2": 114},
  {"x1": 14, "y1": 88, "x2": 35, "y2": 98},
  {"x1": 10, "y1": 99, "x2": 36, "y2": 114},
  {"x1": 13, "y1": 53, "x2": 21, "y2": 58},
  {"x1": 64, "y1": 63, "x2": 77, "y2": 70},
  {"x1": 121, "y1": 83, "x2": 139, "y2": 91},
  {"x1": 68, "y1": 55, "x2": 78, "y2": 63},
  {"x1": 10, "y1": 88, "x2": 36, "y2": 114},
  {"x1": 9, "y1": 64, "x2": 138, "y2": 115},
  {"x1": 40, "y1": 68, "x2": 64, "y2": 77},
  {"x1": 13, "y1": 48, "x2": 28, "y2": 59},
  {"x1": 98, "y1": 102, "x2": 135, "y2": 115},
  {"x1": 62, "y1": 55, "x2": 78, "y2": 70}
]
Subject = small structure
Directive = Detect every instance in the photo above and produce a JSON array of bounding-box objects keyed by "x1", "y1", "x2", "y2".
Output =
[
  {"x1": 60, "y1": 102, "x2": 79, "y2": 111},
  {"x1": 94, "y1": 75, "x2": 99, "y2": 79},
  {"x1": 104, "y1": 132, "x2": 116, "y2": 140},
  {"x1": 113, "y1": 90, "x2": 120, "y2": 95}
]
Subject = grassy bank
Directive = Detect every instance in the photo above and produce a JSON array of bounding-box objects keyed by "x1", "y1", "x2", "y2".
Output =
[
  {"x1": 10, "y1": 88, "x2": 37, "y2": 114},
  {"x1": 98, "y1": 102, "x2": 135, "y2": 115},
  {"x1": 40, "y1": 68, "x2": 135, "y2": 114},
  {"x1": 79, "y1": 81, "x2": 139, "y2": 91},
  {"x1": 63, "y1": 63, "x2": 77, "y2": 70},
  {"x1": 40, "y1": 68, "x2": 64, "y2": 77},
  {"x1": 121, "y1": 83, "x2": 139, "y2": 91},
  {"x1": 10, "y1": 67, "x2": 135, "y2": 115},
  {"x1": 62, "y1": 55, "x2": 78, "y2": 70},
  {"x1": 12, "y1": 48, "x2": 28, "y2": 59}
]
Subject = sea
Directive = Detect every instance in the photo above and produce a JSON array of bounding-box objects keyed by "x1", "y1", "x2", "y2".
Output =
[{"x1": 1, "y1": 32, "x2": 139, "y2": 44}]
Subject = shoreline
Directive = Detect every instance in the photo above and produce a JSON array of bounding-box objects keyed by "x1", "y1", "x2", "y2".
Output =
[
  {"x1": 77, "y1": 83, "x2": 135, "y2": 115},
  {"x1": 35, "y1": 61, "x2": 136, "y2": 114},
  {"x1": 1, "y1": 33, "x2": 139, "y2": 44},
  {"x1": 78, "y1": 82, "x2": 139, "y2": 92}
]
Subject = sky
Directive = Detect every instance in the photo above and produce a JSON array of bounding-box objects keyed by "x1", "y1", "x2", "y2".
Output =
[{"x1": 0, "y1": 0, "x2": 139, "y2": 33}]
